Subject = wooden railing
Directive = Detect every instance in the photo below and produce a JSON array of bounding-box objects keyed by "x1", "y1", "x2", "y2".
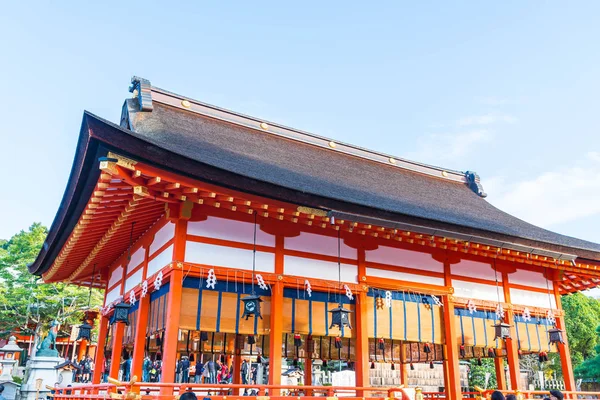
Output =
[
  {"x1": 49, "y1": 376, "x2": 409, "y2": 400},
  {"x1": 482, "y1": 390, "x2": 600, "y2": 400}
]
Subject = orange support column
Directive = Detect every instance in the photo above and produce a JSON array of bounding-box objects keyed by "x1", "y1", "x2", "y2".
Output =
[
  {"x1": 268, "y1": 281, "x2": 284, "y2": 395},
  {"x1": 93, "y1": 316, "x2": 109, "y2": 384},
  {"x1": 131, "y1": 294, "x2": 151, "y2": 382},
  {"x1": 502, "y1": 272, "x2": 521, "y2": 391},
  {"x1": 160, "y1": 219, "x2": 187, "y2": 391},
  {"x1": 495, "y1": 357, "x2": 507, "y2": 390},
  {"x1": 399, "y1": 344, "x2": 408, "y2": 386},
  {"x1": 77, "y1": 339, "x2": 88, "y2": 361},
  {"x1": 554, "y1": 286, "x2": 576, "y2": 392},
  {"x1": 109, "y1": 323, "x2": 125, "y2": 380},
  {"x1": 442, "y1": 294, "x2": 462, "y2": 400},
  {"x1": 355, "y1": 290, "x2": 370, "y2": 396}
]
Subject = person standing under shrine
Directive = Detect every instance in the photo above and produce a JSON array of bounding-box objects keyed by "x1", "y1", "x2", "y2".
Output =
[
  {"x1": 122, "y1": 354, "x2": 131, "y2": 382},
  {"x1": 241, "y1": 360, "x2": 249, "y2": 385},
  {"x1": 206, "y1": 359, "x2": 217, "y2": 384},
  {"x1": 194, "y1": 358, "x2": 204, "y2": 383},
  {"x1": 181, "y1": 356, "x2": 190, "y2": 383},
  {"x1": 175, "y1": 359, "x2": 182, "y2": 383},
  {"x1": 143, "y1": 356, "x2": 152, "y2": 382}
]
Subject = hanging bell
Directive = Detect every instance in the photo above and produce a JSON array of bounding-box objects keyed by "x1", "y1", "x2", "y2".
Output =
[
  {"x1": 538, "y1": 351, "x2": 548, "y2": 363},
  {"x1": 293, "y1": 358, "x2": 299, "y2": 367},
  {"x1": 307, "y1": 335, "x2": 315, "y2": 353},
  {"x1": 423, "y1": 343, "x2": 432, "y2": 353},
  {"x1": 378, "y1": 338, "x2": 385, "y2": 351},
  {"x1": 294, "y1": 333, "x2": 302, "y2": 348},
  {"x1": 248, "y1": 335, "x2": 256, "y2": 345},
  {"x1": 370, "y1": 361, "x2": 375, "y2": 369},
  {"x1": 459, "y1": 345, "x2": 466, "y2": 358},
  {"x1": 410, "y1": 363, "x2": 415, "y2": 371},
  {"x1": 322, "y1": 359, "x2": 327, "y2": 367},
  {"x1": 334, "y1": 336, "x2": 343, "y2": 349},
  {"x1": 200, "y1": 331, "x2": 209, "y2": 341},
  {"x1": 487, "y1": 348, "x2": 496, "y2": 358},
  {"x1": 391, "y1": 363, "x2": 395, "y2": 371},
  {"x1": 518, "y1": 349, "x2": 523, "y2": 359},
  {"x1": 429, "y1": 361, "x2": 434, "y2": 369},
  {"x1": 477, "y1": 357, "x2": 482, "y2": 366}
]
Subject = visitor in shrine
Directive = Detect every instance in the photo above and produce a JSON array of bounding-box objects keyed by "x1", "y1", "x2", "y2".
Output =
[
  {"x1": 241, "y1": 360, "x2": 249, "y2": 385},
  {"x1": 181, "y1": 356, "x2": 190, "y2": 383},
  {"x1": 549, "y1": 390, "x2": 564, "y2": 400},
  {"x1": 205, "y1": 359, "x2": 217, "y2": 384},
  {"x1": 143, "y1": 356, "x2": 152, "y2": 382},
  {"x1": 194, "y1": 358, "x2": 203, "y2": 383},
  {"x1": 491, "y1": 391, "x2": 505, "y2": 400}
]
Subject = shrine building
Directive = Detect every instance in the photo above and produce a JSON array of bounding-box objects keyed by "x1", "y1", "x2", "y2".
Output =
[{"x1": 30, "y1": 77, "x2": 600, "y2": 399}]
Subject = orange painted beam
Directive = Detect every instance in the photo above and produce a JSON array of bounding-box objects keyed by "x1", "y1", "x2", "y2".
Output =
[
  {"x1": 554, "y1": 286, "x2": 576, "y2": 391},
  {"x1": 160, "y1": 219, "x2": 187, "y2": 394},
  {"x1": 109, "y1": 323, "x2": 125, "y2": 380},
  {"x1": 269, "y1": 281, "x2": 284, "y2": 395},
  {"x1": 93, "y1": 316, "x2": 109, "y2": 384}
]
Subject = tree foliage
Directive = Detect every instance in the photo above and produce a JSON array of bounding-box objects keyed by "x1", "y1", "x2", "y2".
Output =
[
  {"x1": 574, "y1": 326, "x2": 600, "y2": 380},
  {"x1": 561, "y1": 293, "x2": 600, "y2": 366},
  {"x1": 0, "y1": 223, "x2": 103, "y2": 336},
  {"x1": 468, "y1": 358, "x2": 498, "y2": 389}
]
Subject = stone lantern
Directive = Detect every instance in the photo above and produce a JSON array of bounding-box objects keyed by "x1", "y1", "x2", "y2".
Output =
[{"x1": 0, "y1": 336, "x2": 21, "y2": 381}]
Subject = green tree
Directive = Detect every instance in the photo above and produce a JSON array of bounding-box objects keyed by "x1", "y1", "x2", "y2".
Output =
[
  {"x1": 0, "y1": 223, "x2": 103, "y2": 337},
  {"x1": 574, "y1": 325, "x2": 600, "y2": 380},
  {"x1": 468, "y1": 358, "x2": 498, "y2": 390},
  {"x1": 561, "y1": 293, "x2": 600, "y2": 366}
]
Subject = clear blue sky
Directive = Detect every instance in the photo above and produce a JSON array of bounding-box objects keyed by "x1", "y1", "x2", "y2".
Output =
[{"x1": 1, "y1": 1, "x2": 599, "y2": 247}]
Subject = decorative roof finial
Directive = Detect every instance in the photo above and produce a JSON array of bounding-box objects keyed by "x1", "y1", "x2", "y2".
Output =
[
  {"x1": 465, "y1": 171, "x2": 487, "y2": 197},
  {"x1": 129, "y1": 76, "x2": 153, "y2": 111}
]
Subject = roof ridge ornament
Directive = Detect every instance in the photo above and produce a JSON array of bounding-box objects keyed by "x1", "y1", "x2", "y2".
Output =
[
  {"x1": 129, "y1": 76, "x2": 153, "y2": 112},
  {"x1": 465, "y1": 170, "x2": 487, "y2": 197}
]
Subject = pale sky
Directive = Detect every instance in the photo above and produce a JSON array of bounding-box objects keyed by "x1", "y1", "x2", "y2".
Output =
[{"x1": 1, "y1": 1, "x2": 599, "y2": 255}]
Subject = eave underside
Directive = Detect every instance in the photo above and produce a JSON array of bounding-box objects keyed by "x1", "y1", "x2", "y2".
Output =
[{"x1": 42, "y1": 153, "x2": 600, "y2": 295}]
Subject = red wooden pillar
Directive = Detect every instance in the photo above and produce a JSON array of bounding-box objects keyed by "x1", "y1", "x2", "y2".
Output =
[
  {"x1": 355, "y1": 248, "x2": 370, "y2": 396},
  {"x1": 77, "y1": 339, "x2": 88, "y2": 361},
  {"x1": 160, "y1": 219, "x2": 187, "y2": 393},
  {"x1": 502, "y1": 272, "x2": 521, "y2": 391},
  {"x1": 109, "y1": 323, "x2": 125, "y2": 379},
  {"x1": 269, "y1": 281, "x2": 284, "y2": 395},
  {"x1": 442, "y1": 294, "x2": 462, "y2": 400},
  {"x1": 554, "y1": 286, "x2": 576, "y2": 392},
  {"x1": 131, "y1": 294, "x2": 150, "y2": 381},
  {"x1": 495, "y1": 357, "x2": 507, "y2": 390},
  {"x1": 93, "y1": 316, "x2": 109, "y2": 384}
]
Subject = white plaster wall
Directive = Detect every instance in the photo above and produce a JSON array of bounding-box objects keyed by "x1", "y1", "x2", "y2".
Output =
[
  {"x1": 147, "y1": 244, "x2": 173, "y2": 277},
  {"x1": 125, "y1": 268, "x2": 143, "y2": 292},
  {"x1": 127, "y1": 247, "x2": 146, "y2": 273},
  {"x1": 104, "y1": 286, "x2": 121, "y2": 305},
  {"x1": 365, "y1": 246, "x2": 443, "y2": 273},
  {"x1": 510, "y1": 288, "x2": 556, "y2": 309},
  {"x1": 509, "y1": 269, "x2": 553, "y2": 290},
  {"x1": 451, "y1": 259, "x2": 501, "y2": 281},
  {"x1": 108, "y1": 265, "x2": 123, "y2": 288},
  {"x1": 285, "y1": 232, "x2": 356, "y2": 259},
  {"x1": 149, "y1": 222, "x2": 175, "y2": 255},
  {"x1": 284, "y1": 256, "x2": 358, "y2": 283},
  {"x1": 185, "y1": 241, "x2": 275, "y2": 272},
  {"x1": 366, "y1": 267, "x2": 444, "y2": 286},
  {"x1": 187, "y1": 217, "x2": 275, "y2": 247},
  {"x1": 452, "y1": 279, "x2": 505, "y2": 302}
]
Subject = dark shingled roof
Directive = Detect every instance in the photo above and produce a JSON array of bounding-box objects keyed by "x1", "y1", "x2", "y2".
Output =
[{"x1": 120, "y1": 96, "x2": 600, "y2": 260}]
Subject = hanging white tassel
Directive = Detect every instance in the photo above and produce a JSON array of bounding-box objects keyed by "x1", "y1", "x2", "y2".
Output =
[
  {"x1": 129, "y1": 290, "x2": 137, "y2": 306},
  {"x1": 495, "y1": 303, "x2": 505, "y2": 319},
  {"x1": 256, "y1": 274, "x2": 268, "y2": 291},
  {"x1": 431, "y1": 295, "x2": 443, "y2": 307},
  {"x1": 522, "y1": 307, "x2": 532, "y2": 322},
  {"x1": 154, "y1": 271, "x2": 163, "y2": 291},
  {"x1": 546, "y1": 309, "x2": 556, "y2": 325},
  {"x1": 206, "y1": 269, "x2": 217, "y2": 289},
  {"x1": 467, "y1": 299, "x2": 477, "y2": 314},
  {"x1": 141, "y1": 280, "x2": 149, "y2": 298},
  {"x1": 343, "y1": 284, "x2": 354, "y2": 300},
  {"x1": 385, "y1": 291, "x2": 393, "y2": 308},
  {"x1": 304, "y1": 280, "x2": 313, "y2": 298}
]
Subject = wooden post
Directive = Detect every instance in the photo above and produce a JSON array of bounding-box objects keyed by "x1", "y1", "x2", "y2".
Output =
[
  {"x1": 77, "y1": 339, "x2": 88, "y2": 362},
  {"x1": 442, "y1": 294, "x2": 462, "y2": 400},
  {"x1": 109, "y1": 323, "x2": 125, "y2": 379},
  {"x1": 355, "y1": 249, "x2": 370, "y2": 397},
  {"x1": 160, "y1": 219, "x2": 187, "y2": 393},
  {"x1": 495, "y1": 357, "x2": 507, "y2": 390},
  {"x1": 92, "y1": 316, "x2": 109, "y2": 384},
  {"x1": 268, "y1": 281, "x2": 284, "y2": 395},
  {"x1": 131, "y1": 294, "x2": 150, "y2": 382},
  {"x1": 502, "y1": 272, "x2": 521, "y2": 391},
  {"x1": 554, "y1": 286, "x2": 576, "y2": 392},
  {"x1": 400, "y1": 343, "x2": 409, "y2": 386}
]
